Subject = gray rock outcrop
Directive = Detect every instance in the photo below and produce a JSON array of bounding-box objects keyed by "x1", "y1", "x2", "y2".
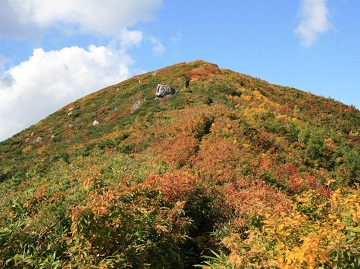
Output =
[{"x1": 155, "y1": 84, "x2": 177, "y2": 98}]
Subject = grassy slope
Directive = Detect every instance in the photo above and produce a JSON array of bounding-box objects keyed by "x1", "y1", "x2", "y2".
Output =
[{"x1": 0, "y1": 60, "x2": 359, "y2": 268}]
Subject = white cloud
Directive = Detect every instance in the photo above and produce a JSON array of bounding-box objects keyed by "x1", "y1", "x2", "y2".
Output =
[
  {"x1": 119, "y1": 30, "x2": 144, "y2": 49},
  {"x1": 0, "y1": 1, "x2": 35, "y2": 39},
  {"x1": 3, "y1": 0, "x2": 162, "y2": 39},
  {"x1": 295, "y1": 0, "x2": 331, "y2": 47},
  {"x1": 0, "y1": 45, "x2": 133, "y2": 141},
  {"x1": 149, "y1": 36, "x2": 165, "y2": 55},
  {"x1": 0, "y1": 0, "x2": 165, "y2": 141}
]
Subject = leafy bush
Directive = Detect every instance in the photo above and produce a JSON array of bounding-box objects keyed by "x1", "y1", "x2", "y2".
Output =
[
  {"x1": 0, "y1": 60, "x2": 359, "y2": 268},
  {"x1": 205, "y1": 186, "x2": 360, "y2": 268}
]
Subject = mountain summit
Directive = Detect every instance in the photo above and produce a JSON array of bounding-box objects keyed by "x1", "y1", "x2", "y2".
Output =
[{"x1": 1, "y1": 60, "x2": 359, "y2": 268}]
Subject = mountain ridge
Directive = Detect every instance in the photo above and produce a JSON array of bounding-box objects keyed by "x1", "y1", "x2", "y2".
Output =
[{"x1": 0, "y1": 60, "x2": 359, "y2": 268}]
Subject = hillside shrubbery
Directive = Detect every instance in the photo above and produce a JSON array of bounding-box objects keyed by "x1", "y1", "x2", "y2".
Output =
[{"x1": 0, "y1": 60, "x2": 359, "y2": 268}]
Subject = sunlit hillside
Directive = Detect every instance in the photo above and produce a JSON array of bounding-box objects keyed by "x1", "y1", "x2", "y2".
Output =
[{"x1": 1, "y1": 60, "x2": 359, "y2": 268}]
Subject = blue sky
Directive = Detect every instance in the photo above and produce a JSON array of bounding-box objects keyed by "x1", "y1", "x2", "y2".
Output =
[{"x1": 0, "y1": 0, "x2": 359, "y2": 141}]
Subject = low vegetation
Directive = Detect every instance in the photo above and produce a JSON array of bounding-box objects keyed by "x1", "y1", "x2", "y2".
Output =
[{"x1": 0, "y1": 60, "x2": 359, "y2": 268}]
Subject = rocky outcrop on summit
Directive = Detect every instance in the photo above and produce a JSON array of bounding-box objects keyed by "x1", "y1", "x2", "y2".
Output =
[{"x1": 155, "y1": 84, "x2": 177, "y2": 98}]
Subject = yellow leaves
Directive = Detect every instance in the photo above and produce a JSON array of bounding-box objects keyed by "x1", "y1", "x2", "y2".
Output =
[
  {"x1": 22, "y1": 145, "x2": 32, "y2": 153},
  {"x1": 275, "y1": 232, "x2": 329, "y2": 268},
  {"x1": 331, "y1": 188, "x2": 342, "y2": 204},
  {"x1": 324, "y1": 137, "x2": 338, "y2": 150},
  {"x1": 342, "y1": 192, "x2": 360, "y2": 222},
  {"x1": 242, "y1": 143, "x2": 251, "y2": 148},
  {"x1": 223, "y1": 186, "x2": 360, "y2": 268},
  {"x1": 336, "y1": 156, "x2": 343, "y2": 163},
  {"x1": 278, "y1": 223, "x2": 285, "y2": 231},
  {"x1": 300, "y1": 233, "x2": 319, "y2": 250},
  {"x1": 317, "y1": 251, "x2": 328, "y2": 265},
  {"x1": 241, "y1": 94, "x2": 252, "y2": 102},
  {"x1": 333, "y1": 219, "x2": 344, "y2": 230},
  {"x1": 275, "y1": 114, "x2": 287, "y2": 120},
  {"x1": 253, "y1": 90, "x2": 269, "y2": 101},
  {"x1": 326, "y1": 178, "x2": 336, "y2": 186},
  {"x1": 244, "y1": 107, "x2": 267, "y2": 116},
  {"x1": 350, "y1": 207, "x2": 360, "y2": 222},
  {"x1": 295, "y1": 190, "x2": 317, "y2": 205}
]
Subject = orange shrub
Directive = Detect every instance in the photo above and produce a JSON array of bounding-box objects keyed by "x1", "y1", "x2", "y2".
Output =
[
  {"x1": 194, "y1": 138, "x2": 241, "y2": 183},
  {"x1": 144, "y1": 169, "x2": 200, "y2": 202}
]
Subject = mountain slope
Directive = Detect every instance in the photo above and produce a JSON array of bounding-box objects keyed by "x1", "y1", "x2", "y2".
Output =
[{"x1": 1, "y1": 60, "x2": 359, "y2": 268}]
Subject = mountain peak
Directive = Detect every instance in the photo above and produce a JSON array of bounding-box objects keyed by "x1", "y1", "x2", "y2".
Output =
[{"x1": 1, "y1": 61, "x2": 359, "y2": 268}]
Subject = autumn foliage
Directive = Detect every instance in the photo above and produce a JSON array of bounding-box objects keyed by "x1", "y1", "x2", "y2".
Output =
[{"x1": 0, "y1": 60, "x2": 359, "y2": 268}]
